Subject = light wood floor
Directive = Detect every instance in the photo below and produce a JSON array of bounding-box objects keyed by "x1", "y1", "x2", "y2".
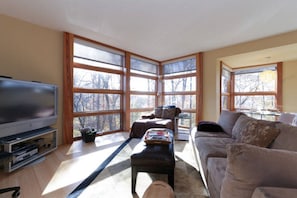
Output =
[
  {"x1": 0, "y1": 131, "x2": 205, "y2": 198},
  {"x1": 0, "y1": 132, "x2": 131, "y2": 198}
]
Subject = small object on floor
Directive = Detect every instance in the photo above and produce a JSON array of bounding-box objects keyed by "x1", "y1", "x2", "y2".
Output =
[{"x1": 142, "y1": 181, "x2": 174, "y2": 198}]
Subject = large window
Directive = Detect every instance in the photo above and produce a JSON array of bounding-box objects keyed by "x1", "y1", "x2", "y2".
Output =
[
  {"x1": 63, "y1": 33, "x2": 203, "y2": 143},
  {"x1": 72, "y1": 38, "x2": 124, "y2": 138},
  {"x1": 220, "y1": 63, "x2": 282, "y2": 121},
  {"x1": 129, "y1": 57, "x2": 158, "y2": 126},
  {"x1": 162, "y1": 56, "x2": 200, "y2": 128}
]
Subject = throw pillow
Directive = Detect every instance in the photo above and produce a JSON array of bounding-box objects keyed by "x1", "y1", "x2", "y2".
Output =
[
  {"x1": 162, "y1": 108, "x2": 176, "y2": 120},
  {"x1": 154, "y1": 106, "x2": 163, "y2": 118},
  {"x1": 221, "y1": 143, "x2": 297, "y2": 198},
  {"x1": 197, "y1": 121, "x2": 223, "y2": 132},
  {"x1": 233, "y1": 115, "x2": 280, "y2": 147}
]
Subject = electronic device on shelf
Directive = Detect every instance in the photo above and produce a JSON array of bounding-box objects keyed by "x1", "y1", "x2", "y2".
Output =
[
  {"x1": 0, "y1": 77, "x2": 58, "y2": 139},
  {"x1": 12, "y1": 144, "x2": 38, "y2": 164}
]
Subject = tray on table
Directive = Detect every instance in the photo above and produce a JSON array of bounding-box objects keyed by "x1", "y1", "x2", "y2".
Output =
[{"x1": 144, "y1": 129, "x2": 172, "y2": 145}]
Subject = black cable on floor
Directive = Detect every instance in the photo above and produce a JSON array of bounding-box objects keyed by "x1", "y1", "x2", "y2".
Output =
[{"x1": 67, "y1": 137, "x2": 132, "y2": 198}]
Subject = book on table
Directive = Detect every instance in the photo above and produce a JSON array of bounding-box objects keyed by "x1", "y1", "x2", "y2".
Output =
[{"x1": 144, "y1": 129, "x2": 171, "y2": 145}]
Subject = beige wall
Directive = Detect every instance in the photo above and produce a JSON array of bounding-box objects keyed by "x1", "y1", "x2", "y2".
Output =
[
  {"x1": 1, "y1": 14, "x2": 297, "y2": 141},
  {"x1": 283, "y1": 60, "x2": 297, "y2": 112},
  {"x1": 203, "y1": 31, "x2": 297, "y2": 121},
  {"x1": 0, "y1": 15, "x2": 64, "y2": 144}
]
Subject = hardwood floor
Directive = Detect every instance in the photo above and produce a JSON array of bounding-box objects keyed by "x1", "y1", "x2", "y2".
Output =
[
  {"x1": 1, "y1": 132, "x2": 208, "y2": 198},
  {"x1": 0, "y1": 132, "x2": 131, "y2": 198}
]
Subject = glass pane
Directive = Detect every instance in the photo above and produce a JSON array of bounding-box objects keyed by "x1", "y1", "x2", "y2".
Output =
[
  {"x1": 131, "y1": 58, "x2": 157, "y2": 74},
  {"x1": 164, "y1": 95, "x2": 196, "y2": 109},
  {"x1": 234, "y1": 95, "x2": 276, "y2": 110},
  {"x1": 221, "y1": 69, "x2": 231, "y2": 93},
  {"x1": 73, "y1": 114, "x2": 121, "y2": 137},
  {"x1": 74, "y1": 68, "x2": 121, "y2": 90},
  {"x1": 74, "y1": 93, "x2": 121, "y2": 112},
  {"x1": 130, "y1": 95, "x2": 155, "y2": 109},
  {"x1": 164, "y1": 77, "x2": 196, "y2": 92},
  {"x1": 178, "y1": 113, "x2": 196, "y2": 128},
  {"x1": 163, "y1": 58, "x2": 196, "y2": 75},
  {"x1": 74, "y1": 57, "x2": 122, "y2": 71},
  {"x1": 221, "y1": 96, "x2": 229, "y2": 110},
  {"x1": 222, "y1": 68, "x2": 231, "y2": 79},
  {"x1": 130, "y1": 76, "x2": 156, "y2": 92},
  {"x1": 242, "y1": 112, "x2": 277, "y2": 121},
  {"x1": 74, "y1": 39, "x2": 123, "y2": 67},
  {"x1": 234, "y1": 72, "x2": 276, "y2": 92}
]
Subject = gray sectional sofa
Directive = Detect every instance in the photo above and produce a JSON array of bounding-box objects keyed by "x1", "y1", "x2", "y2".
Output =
[{"x1": 189, "y1": 110, "x2": 297, "y2": 198}]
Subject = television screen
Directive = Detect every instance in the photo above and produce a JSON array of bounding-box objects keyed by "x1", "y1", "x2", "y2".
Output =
[{"x1": 0, "y1": 78, "x2": 58, "y2": 139}]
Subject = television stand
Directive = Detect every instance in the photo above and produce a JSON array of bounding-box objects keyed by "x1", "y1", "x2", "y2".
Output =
[{"x1": 0, "y1": 127, "x2": 57, "y2": 172}]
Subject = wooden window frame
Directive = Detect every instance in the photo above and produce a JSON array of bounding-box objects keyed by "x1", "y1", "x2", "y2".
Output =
[
  {"x1": 220, "y1": 62, "x2": 283, "y2": 114},
  {"x1": 161, "y1": 53, "x2": 203, "y2": 125},
  {"x1": 64, "y1": 33, "x2": 203, "y2": 143}
]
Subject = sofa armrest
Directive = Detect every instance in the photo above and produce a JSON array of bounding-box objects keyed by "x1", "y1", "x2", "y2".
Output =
[
  {"x1": 221, "y1": 143, "x2": 297, "y2": 198},
  {"x1": 141, "y1": 113, "x2": 155, "y2": 119}
]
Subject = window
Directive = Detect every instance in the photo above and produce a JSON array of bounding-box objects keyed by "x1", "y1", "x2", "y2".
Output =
[
  {"x1": 129, "y1": 56, "x2": 158, "y2": 126},
  {"x1": 73, "y1": 68, "x2": 121, "y2": 90},
  {"x1": 130, "y1": 76, "x2": 155, "y2": 92},
  {"x1": 221, "y1": 63, "x2": 282, "y2": 121},
  {"x1": 163, "y1": 58, "x2": 196, "y2": 75},
  {"x1": 221, "y1": 64, "x2": 231, "y2": 110},
  {"x1": 63, "y1": 33, "x2": 203, "y2": 143},
  {"x1": 74, "y1": 39, "x2": 123, "y2": 69},
  {"x1": 72, "y1": 38, "x2": 124, "y2": 137},
  {"x1": 162, "y1": 56, "x2": 200, "y2": 128}
]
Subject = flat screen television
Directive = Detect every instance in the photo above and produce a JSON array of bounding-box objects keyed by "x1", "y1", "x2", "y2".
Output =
[{"x1": 0, "y1": 77, "x2": 58, "y2": 139}]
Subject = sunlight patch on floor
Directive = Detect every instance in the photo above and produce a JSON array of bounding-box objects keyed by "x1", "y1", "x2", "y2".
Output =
[{"x1": 42, "y1": 139, "x2": 123, "y2": 195}]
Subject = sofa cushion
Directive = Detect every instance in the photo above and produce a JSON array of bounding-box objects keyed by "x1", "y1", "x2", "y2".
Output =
[
  {"x1": 221, "y1": 143, "x2": 297, "y2": 198},
  {"x1": 232, "y1": 115, "x2": 280, "y2": 147},
  {"x1": 252, "y1": 187, "x2": 297, "y2": 198},
  {"x1": 207, "y1": 157, "x2": 227, "y2": 198},
  {"x1": 195, "y1": 137, "x2": 234, "y2": 178},
  {"x1": 278, "y1": 112, "x2": 296, "y2": 125},
  {"x1": 270, "y1": 122, "x2": 297, "y2": 151},
  {"x1": 217, "y1": 110, "x2": 244, "y2": 136}
]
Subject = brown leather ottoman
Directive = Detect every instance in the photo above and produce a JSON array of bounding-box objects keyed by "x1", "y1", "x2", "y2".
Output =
[{"x1": 130, "y1": 129, "x2": 175, "y2": 193}]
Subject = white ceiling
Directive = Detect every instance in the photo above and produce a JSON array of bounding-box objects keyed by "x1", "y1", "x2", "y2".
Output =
[
  {"x1": 1, "y1": 0, "x2": 297, "y2": 62},
  {"x1": 221, "y1": 43, "x2": 297, "y2": 68}
]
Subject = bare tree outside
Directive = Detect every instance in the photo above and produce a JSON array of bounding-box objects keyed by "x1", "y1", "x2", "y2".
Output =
[
  {"x1": 163, "y1": 58, "x2": 197, "y2": 127},
  {"x1": 234, "y1": 71, "x2": 276, "y2": 111},
  {"x1": 73, "y1": 39, "x2": 123, "y2": 137}
]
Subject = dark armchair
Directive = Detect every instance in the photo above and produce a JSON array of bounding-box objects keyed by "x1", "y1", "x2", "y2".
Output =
[{"x1": 130, "y1": 106, "x2": 181, "y2": 138}]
